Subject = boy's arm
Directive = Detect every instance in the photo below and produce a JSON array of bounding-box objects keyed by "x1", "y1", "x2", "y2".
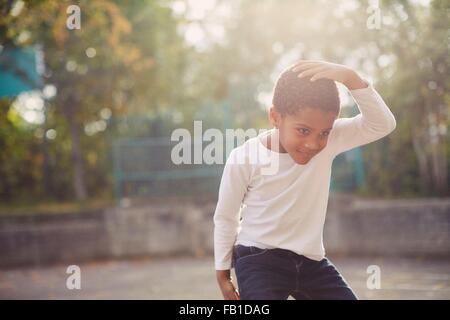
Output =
[
  {"x1": 291, "y1": 60, "x2": 397, "y2": 155},
  {"x1": 214, "y1": 148, "x2": 250, "y2": 270},
  {"x1": 214, "y1": 148, "x2": 250, "y2": 299},
  {"x1": 328, "y1": 83, "x2": 397, "y2": 155}
]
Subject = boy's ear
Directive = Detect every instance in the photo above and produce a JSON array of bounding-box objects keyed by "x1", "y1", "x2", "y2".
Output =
[{"x1": 269, "y1": 105, "x2": 280, "y2": 128}]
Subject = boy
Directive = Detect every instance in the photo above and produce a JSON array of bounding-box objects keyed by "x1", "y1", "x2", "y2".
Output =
[{"x1": 214, "y1": 60, "x2": 397, "y2": 300}]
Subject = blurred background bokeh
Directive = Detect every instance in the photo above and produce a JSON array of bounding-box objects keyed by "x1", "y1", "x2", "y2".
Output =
[{"x1": 0, "y1": 0, "x2": 449, "y2": 299}]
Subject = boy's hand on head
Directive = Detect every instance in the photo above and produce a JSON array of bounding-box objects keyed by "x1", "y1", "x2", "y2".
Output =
[{"x1": 291, "y1": 60, "x2": 369, "y2": 90}]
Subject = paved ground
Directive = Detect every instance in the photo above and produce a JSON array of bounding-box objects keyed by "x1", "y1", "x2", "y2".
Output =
[{"x1": 1, "y1": 255, "x2": 449, "y2": 300}]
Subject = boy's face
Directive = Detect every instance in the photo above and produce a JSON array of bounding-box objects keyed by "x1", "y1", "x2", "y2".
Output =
[{"x1": 269, "y1": 106, "x2": 338, "y2": 165}]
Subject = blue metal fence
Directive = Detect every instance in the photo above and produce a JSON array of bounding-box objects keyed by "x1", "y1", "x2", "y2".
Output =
[{"x1": 112, "y1": 135, "x2": 365, "y2": 201}]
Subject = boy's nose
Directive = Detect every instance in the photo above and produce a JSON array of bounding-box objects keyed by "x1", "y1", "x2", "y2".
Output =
[{"x1": 304, "y1": 141, "x2": 321, "y2": 152}]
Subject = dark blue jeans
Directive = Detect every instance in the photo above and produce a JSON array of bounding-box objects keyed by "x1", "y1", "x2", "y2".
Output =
[{"x1": 232, "y1": 244, "x2": 358, "y2": 300}]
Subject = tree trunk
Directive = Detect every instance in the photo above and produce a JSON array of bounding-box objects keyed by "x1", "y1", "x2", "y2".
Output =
[
  {"x1": 430, "y1": 133, "x2": 448, "y2": 195},
  {"x1": 412, "y1": 129, "x2": 431, "y2": 194},
  {"x1": 64, "y1": 96, "x2": 87, "y2": 201},
  {"x1": 413, "y1": 124, "x2": 448, "y2": 196},
  {"x1": 42, "y1": 99, "x2": 50, "y2": 197}
]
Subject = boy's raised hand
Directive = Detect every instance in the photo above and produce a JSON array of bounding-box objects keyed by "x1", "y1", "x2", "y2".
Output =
[{"x1": 291, "y1": 60, "x2": 369, "y2": 90}]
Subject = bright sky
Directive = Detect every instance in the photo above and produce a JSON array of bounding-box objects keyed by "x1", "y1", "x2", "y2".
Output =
[{"x1": 170, "y1": 0, "x2": 233, "y2": 50}]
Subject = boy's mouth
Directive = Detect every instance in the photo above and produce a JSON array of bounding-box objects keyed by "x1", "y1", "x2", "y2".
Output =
[{"x1": 296, "y1": 149, "x2": 315, "y2": 157}]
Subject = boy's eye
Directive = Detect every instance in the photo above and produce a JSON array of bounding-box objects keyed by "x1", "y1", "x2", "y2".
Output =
[
  {"x1": 297, "y1": 128, "x2": 309, "y2": 135},
  {"x1": 296, "y1": 128, "x2": 331, "y2": 137}
]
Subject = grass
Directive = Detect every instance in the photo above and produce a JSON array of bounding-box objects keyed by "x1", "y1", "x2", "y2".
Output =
[
  {"x1": 0, "y1": 193, "x2": 218, "y2": 216},
  {"x1": 0, "y1": 197, "x2": 115, "y2": 216}
]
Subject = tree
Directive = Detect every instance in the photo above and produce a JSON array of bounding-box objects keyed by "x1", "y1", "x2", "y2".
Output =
[{"x1": 0, "y1": 0, "x2": 191, "y2": 201}]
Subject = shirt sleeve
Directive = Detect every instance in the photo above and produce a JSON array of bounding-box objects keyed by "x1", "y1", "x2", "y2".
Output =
[
  {"x1": 213, "y1": 148, "x2": 251, "y2": 270},
  {"x1": 327, "y1": 84, "x2": 397, "y2": 156}
]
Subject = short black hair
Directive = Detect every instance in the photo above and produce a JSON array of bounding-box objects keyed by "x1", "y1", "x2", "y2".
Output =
[{"x1": 272, "y1": 68, "x2": 340, "y2": 116}]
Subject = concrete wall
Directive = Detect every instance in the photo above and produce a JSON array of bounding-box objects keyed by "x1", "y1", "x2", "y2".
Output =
[
  {"x1": 324, "y1": 197, "x2": 450, "y2": 257},
  {"x1": 0, "y1": 195, "x2": 449, "y2": 269}
]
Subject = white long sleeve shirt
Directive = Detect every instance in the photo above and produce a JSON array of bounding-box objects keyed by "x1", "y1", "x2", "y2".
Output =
[{"x1": 213, "y1": 84, "x2": 397, "y2": 270}]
